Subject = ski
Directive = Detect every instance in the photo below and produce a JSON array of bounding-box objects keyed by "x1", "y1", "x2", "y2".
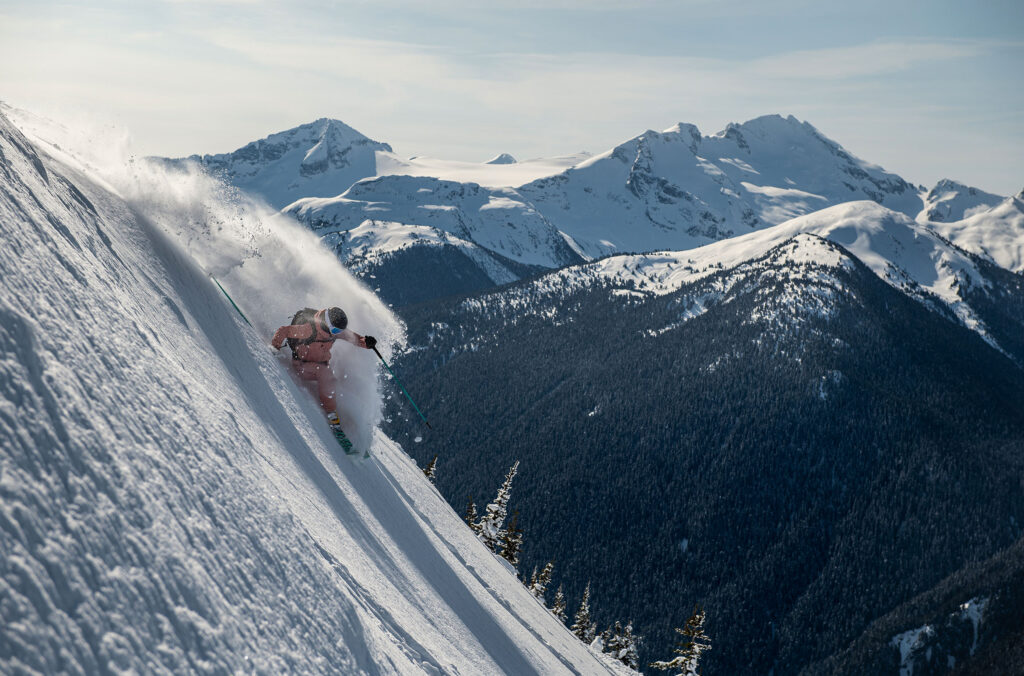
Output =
[{"x1": 331, "y1": 423, "x2": 370, "y2": 458}]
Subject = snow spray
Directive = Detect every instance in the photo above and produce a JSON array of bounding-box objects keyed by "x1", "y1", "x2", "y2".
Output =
[{"x1": 7, "y1": 106, "x2": 405, "y2": 448}]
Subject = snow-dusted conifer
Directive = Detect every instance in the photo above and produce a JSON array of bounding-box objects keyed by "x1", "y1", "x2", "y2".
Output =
[
  {"x1": 423, "y1": 454, "x2": 438, "y2": 482},
  {"x1": 606, "y1": 621, "x2": 640, "y2": 670},
  {"x1": 499, "y1": 511, "x2": 523, "y2": 567},
  {"x1": 552, "y1": 584, "x2": 567, "y2": 622},
  {"x1": 570, "y1": 583, "x2": 595, "y2": 643},
  {"x1": 529, "y1": 560, "x2": 554, "y2": 601},
  {"x1": 650, "y1": 605, "x2": 711, "y2": 675},
  {"x1": 479, "y1": 460, "x2": 518, "y2": 551},
  {"x1": 464, "y1": 497, "x2": 481, "y2": 534}
]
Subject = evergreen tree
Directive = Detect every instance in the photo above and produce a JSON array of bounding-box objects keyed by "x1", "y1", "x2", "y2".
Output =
[
  {"x1": 464, "y1": 497, "x2": 481, "y2": 535},
  {"x1": 599, "y1": 624, "x2": 614, "y2": 654},
  {"x1": 423, "y1": 454, "x2": 438, "y2": 483},
  {"x1": 479, "y1": 461, "x2": 519, "y2": 551},
  {"x1": 552, "y1": 584, "x2": 567, "y2": 623},
  {"x1": 650, "y1": 605, "x2": 711, "y2": 675},
  {"x1": 617, "y1": 622, "x2": 641, "y2": 670},
  {"x1": 499, "y1": 511, "x2": 523, "y2": 567},
  {"x1": 529, "y1": 560, "x2": 554, "y2": 602},
  {"x1": 570, "y1": 582, "x2": 596, "y2": 643}
]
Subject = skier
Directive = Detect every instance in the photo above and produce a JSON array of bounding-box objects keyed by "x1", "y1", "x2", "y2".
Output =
[{"x1": 271, "y1": 306, "x2": 376, "y2": 442}]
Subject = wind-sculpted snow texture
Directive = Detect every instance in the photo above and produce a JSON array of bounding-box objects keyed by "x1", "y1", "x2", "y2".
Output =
[{"x1": 0, "y1": 112, "x2": 626, "y2": 675}]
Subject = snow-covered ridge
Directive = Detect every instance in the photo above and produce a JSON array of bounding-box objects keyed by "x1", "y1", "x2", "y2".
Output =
[
  {"x1": 471, "y1": 201, "x2": 1003, "y2": 349},
  {"x1": 287, "y1": 174, "x2": 584, "y2": 269},
  {"x1": 376, "y1": 152, "x2": 590, "y2": 188},
  {"x1": 321, "y1": 220, "x2": 523, "y2": 287},
  {"x1": 0, "y1": 111, "x2": 624, "y2": 674},
  {"x1": 926, "y1": 196, "x2": 1024, "y2": 273}
]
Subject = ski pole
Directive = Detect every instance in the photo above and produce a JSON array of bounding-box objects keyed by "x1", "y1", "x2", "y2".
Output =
[
  {"x1": 210, "y1": 274, "x2": 253, "y2": 327},
  {"x1": 372, "y1": 346, "x2": 432, "y2": 430}
]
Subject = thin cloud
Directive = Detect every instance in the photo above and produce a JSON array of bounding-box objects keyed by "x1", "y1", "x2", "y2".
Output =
[
  {"x1": 1, "y1": 6, "x2": 1020, "y2": 193},
  {"x1": 745, "y1": 40, "x2": 984, "y2": 80}
]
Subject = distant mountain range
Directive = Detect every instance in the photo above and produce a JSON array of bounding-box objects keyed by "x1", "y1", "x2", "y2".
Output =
[{"x1": 164, "y1": 115, "x2": 1023, "y2": 310}]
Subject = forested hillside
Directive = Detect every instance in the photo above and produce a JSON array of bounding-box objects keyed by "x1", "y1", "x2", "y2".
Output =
[{"x1": 384, "y1": 235, "x2": 1024, "y2": 674}]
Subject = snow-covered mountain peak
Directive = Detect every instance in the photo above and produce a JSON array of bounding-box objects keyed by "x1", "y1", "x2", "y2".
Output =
[
  {"x1": 485, "y1": 153, "x2": 517, "y2": 164},
  {"x1": 766, "y1": 231, "x2": 855, "y2": 271},
  {"x1": 724, "y1": 113, "x2": 807, "y2": 134},
  {"x1": 275, "y1": 117, "x2": 383, "y2": 147},
  {"x1": 707, "y1": 114, "x2": 814, "y2": 153},
  {"x1": 167, "y1": 118, "x2": 393, "y2": 209},
  {"x1": 663, "y1": 122, "x2": 703, "y2": 153},
  {"x1": 663, "y1": 121, "x2": 701, "y2": 136},
  {"x1": 515, "y1": 116, "x2": 924, "y2": 260},
  {"x1": 920, "y1": 178, "x2": 1005, "y2": 222}
]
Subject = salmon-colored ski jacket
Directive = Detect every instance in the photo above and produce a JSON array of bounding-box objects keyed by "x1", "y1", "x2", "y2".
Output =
[{"x1": 271, "y1": 309, "x2": 364, "y2": 363}]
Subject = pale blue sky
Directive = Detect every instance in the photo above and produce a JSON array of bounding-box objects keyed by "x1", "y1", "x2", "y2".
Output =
[{"x1": 1, "y1": 0, "x2": 1022, "y2": 193}]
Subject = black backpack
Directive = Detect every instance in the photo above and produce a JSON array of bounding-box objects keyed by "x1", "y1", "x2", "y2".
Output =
[{"x1": 286, "y1": 308, "x2": 331, "y2": 360}]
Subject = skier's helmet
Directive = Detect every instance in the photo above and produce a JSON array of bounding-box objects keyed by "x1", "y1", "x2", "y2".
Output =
[{"x1": 326, "y1": 307, "x2": 348, "y2": 334}]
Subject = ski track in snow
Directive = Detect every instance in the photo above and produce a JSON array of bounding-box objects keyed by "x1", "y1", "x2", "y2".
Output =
[{"x1": 0, "y1": 113, "x2": 625, "y2": 674}]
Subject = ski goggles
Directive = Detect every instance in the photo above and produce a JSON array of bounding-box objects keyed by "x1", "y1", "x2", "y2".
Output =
[{"x1": 324, "y1": 313, "x2": 344, "y2": 334}]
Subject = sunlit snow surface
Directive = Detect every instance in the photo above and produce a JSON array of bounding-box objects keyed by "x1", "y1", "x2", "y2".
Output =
[
  {"x1": 928, "y1": 196, "x2": 1024, "y2": 273},
  {"x1": 376, "y1": 152, "x2": 589, "y2": 188},
  {"x1": 0, "y1": 112, "x2": 625, "y2": 674}
]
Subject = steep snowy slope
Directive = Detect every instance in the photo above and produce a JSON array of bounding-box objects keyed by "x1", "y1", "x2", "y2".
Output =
[{"x1": 0, "y1": 112, "x2": 624, "y2": 674}]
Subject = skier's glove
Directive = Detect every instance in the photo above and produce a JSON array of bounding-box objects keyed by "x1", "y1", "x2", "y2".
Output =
[{"x1": 364, "y1": 335, "x2": 377, "y2": 350}]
